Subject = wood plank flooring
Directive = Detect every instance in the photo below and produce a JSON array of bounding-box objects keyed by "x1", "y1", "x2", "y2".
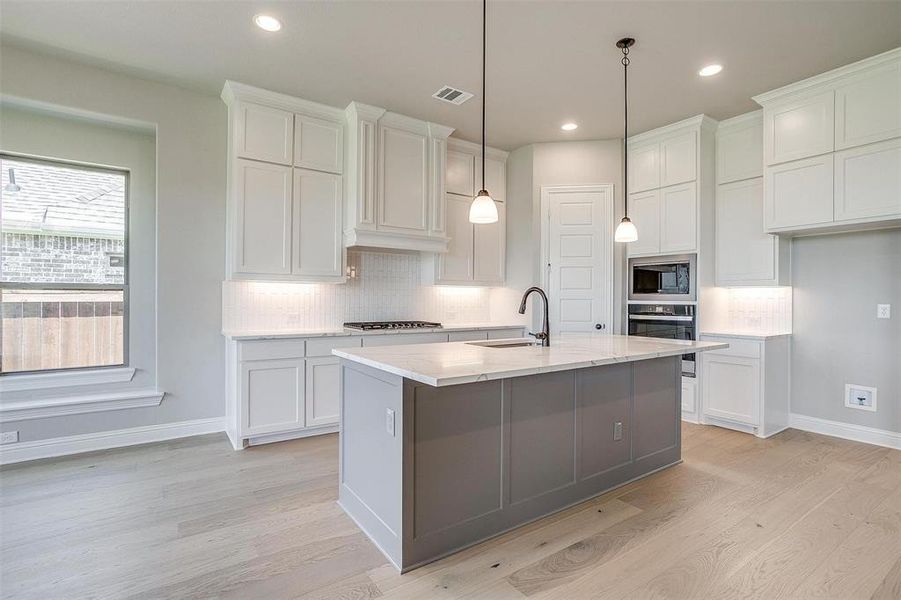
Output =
[{"x1": 1, "y1": 423, "x2": 899, "y2": 599}]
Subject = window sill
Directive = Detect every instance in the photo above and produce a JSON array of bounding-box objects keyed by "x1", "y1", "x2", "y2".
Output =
[
  {"x1": 0, "y1": 367, "x2": 136, "y2": 393},
  {"x1": 0, "y1": 389, "x2": 164, "y2": 422}
]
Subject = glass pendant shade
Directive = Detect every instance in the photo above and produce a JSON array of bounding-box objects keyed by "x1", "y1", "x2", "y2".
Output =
[
  {"x1": 469, "y1": 189, "x2": 498, "y2": 224},
  {"x1": 614, "y1": 216, "x2": 638, "y2": 243}
]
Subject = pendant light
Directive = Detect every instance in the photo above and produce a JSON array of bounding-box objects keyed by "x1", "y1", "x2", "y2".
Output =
[
  {"x1": 614, "y1": 37, "x2": 638, "y2": 243},
  {"x1": 469, "y1": 0, "x2": 498, "y2": 224}
]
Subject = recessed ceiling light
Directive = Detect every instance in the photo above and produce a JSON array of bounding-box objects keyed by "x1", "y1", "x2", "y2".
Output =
[
  {"x1": 699, "y1": 64, "x2": 723, "y2": 77},
  {"x1": 253, "y1": 14, "x2": 282, "y2": 32},
  {"x1": 561, "y1": 122, "x2": 578, "y2": 131}
]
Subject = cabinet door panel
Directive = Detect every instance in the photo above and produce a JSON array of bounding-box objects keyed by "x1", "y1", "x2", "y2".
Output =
[
  {"x1": 446, "y1": 150, "x2": 475, "y2": 197},
  {"x1": 660, "y1": 131, "x2": 697, "y2": 187},
  {"x1": 626, "y1": 190, "x2": 660, "y2": 256},
  {"x1": 439, "y1": 194, "x2": 474, "y2": 283},
  {"x1": 660, "y1": 182, "x2": 697, "y2": 253},
  {"x1": 835, "y1": 62, "x2": 901, "y2": 150},
  {"x1": 681, "y1": 378, "x2": 697, "y2": 413},
  {"x1": 236, "y1": 104, "x2": 293, "y2": 165},
  {"x1": 629, "y1": 143, "x2": 660, "y2": 193},
  {"x1": 765, "y1": 155, "x2": 834, "y2": 230},
  {"x1": 764, "y1": 91, "x2": 834, "y2": 165},
  {"x1": 241, "y1": 358, "x2": 304, "y2": 436},
  {"x1": 294, "y1": 114, "x2": 343, "y2": 174},
  {"x1": 717, "y1": 117, "x2": 764, "y2": 183},
  {"x1": 717, "y1": 178, "x2": 776, "y2": 284},
  {"x1": 234, "y1": 160, "x2": 292, "y2": 275},
  {"x1": 834, "y1": 137, "x2": 901, "y2": 221},
  {"x1": 305, "y1": 357, "x2": 340, "y2": 427},
  {"x1": 477, "y1": 156, "x2": 507, "y2": 202},
  {"x1": 702, "y1": 354, "x2": 759, "y2": 426},
  {"x1": 473, "y1": 201, "x2": 506, "y2": 284},
  {"x1": 378, "y1": 126, "x2": 429, "y2": 232},
  {"x1": 293, "y1": 169, "x2": 343, "y2": 278}
]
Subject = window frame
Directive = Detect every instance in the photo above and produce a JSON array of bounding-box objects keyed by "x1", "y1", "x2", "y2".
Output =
[{"x1": 0, "y1": 152, "x2": 131, "y2": 377}]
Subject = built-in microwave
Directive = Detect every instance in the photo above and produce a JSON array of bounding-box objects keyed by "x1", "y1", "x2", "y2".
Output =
[{"x1": 628, "y1": 254, "x2": 697, "y2": 302}]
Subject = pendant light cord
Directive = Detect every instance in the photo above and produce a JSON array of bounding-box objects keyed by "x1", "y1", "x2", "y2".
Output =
[
  {"x1": 481, "y1": 0, "x2": 486, "y2": 192},
  {"x1": 622, "y1": 44, "x2": 629, "y2": 216}
]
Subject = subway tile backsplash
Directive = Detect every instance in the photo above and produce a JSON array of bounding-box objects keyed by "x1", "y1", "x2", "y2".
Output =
[
  {"x1": 724, "y1": 287, "x2": 793, "y2": 333},
  {"x1": 222, "y1": 250, "x2": 495, "y2": 332}
]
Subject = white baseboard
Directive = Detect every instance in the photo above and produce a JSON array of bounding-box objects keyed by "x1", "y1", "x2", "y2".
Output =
[
  {"x1": 0, "y1": 417, "x2": 225, "y2": 465},
  {"x1": 789, "y1": 413, "x2": 901, "y2": 450}
]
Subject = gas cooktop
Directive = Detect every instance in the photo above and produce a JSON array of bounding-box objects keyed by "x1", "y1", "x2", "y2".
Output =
[{"x1": 343, "y1": 321, "x2": 442, "y2": 331}]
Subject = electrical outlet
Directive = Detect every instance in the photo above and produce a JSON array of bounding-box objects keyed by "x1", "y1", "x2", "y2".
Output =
[
  {"x1": 0, "y1": 431, "x2": 19, "y2": 444},
  {"x1": 877, "y1": 304, "x2": 891, "y2": 319},
  {"x1": 385, "y1": 408, "x2": 395, "y2": 437},
  {"x1": 613, "y1": 421, "x2": 623, "y2": 441},
  {"x1": 845, "y1": 384, "x2": 877, "y2": 412}
]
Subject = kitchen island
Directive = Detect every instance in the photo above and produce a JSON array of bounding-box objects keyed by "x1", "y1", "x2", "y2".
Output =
[{"x1": 333, "y1": 333, "x2": 727, "y2": 571}]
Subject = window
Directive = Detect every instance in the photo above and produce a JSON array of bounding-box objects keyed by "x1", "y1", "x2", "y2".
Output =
[{"x1": 1, "y1": 155, "x2": 128, "y2": 374}]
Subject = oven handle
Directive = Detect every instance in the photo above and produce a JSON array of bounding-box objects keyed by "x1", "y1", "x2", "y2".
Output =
[{"x1": 628, "y1": 315, "x2": 694, "y2": 322}]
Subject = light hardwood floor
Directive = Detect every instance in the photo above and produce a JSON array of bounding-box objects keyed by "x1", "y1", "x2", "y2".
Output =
[{"x1": 1, "y1": 423, "x2": 899, "y2": 599}]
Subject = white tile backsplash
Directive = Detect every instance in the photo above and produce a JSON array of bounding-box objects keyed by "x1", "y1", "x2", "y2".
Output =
[
  {"x1": 223, "y1": 250, "x2": 497, "y2": 332},
  {"x1": 723, "y1": 287, "x2": 793, "y2": 333}
]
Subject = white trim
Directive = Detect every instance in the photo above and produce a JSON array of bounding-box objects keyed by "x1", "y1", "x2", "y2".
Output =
[
  {"x1": 0, "y1": 389, "x2": 163, "y2": 422},
  {"x1": 789, "y1": 413, "x2": 901, "y2": 450},
  {"x1": 0, "y1": 367, "x2": 136, "y2": 393},
  {"x1": 0, "y1": 417, "x2": 224, "y2": 465},
  {"x1": 221, "y1": 80, "x2": 344, "y2": 122},
  {"x1": 628, "y1": 114, "x2": 718, "y2": 145},
  {"x1": 247, "y1": 424, "x2": 338, "y2": 447},
  {"x1": 446, "y1": 137, "x2": 510, "y2": 161}
]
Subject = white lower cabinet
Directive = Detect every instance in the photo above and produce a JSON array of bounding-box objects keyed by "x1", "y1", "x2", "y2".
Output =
[
  {"x1": 304, "y1": 357, "x2": 341, "y2": 428},
  {"x1": 681, "y1": 376, "x2": 698, "y2": 423},
  {"x1": 699, "y1": 334, "x2": 790, "y2": 438},
  {"x1": 241, "y1": 358, "x2": 304, "y2": 437}
]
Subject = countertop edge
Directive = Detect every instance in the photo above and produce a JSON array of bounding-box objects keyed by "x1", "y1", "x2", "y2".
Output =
[
  {"x1": 700, "y1": 331, "x2": 793, "y2": 340},
  {"x1": 222, "y1": 324, "x2": 527, "y2": 340}
]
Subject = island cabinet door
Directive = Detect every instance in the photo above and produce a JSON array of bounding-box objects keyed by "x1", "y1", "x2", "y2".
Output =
[{"x1": 240, "y1": 358, "x2": 304, "y2": 437}]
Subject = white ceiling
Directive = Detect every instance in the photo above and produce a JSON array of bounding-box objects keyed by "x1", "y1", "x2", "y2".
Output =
[{"x1": 1, "y1": 1, "x2": 899, "y2": 149}]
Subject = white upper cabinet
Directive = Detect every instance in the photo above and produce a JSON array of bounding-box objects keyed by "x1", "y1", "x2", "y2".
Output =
[
  {"x1": 834, "y1": 137, "x2": 901, "y2": 222},
  {"x1": 835, "y1": 61, "x2": 901, "y2": 150},
  {"x1": 660, "y1": 182, "x2": 697, "y2": 253},
  {"x1": 716, "y1": 112, "x2": 763, "y2": 184},
  {"x1": 294, "y1": 114, "x2": 343, "y2": 174},
  {"x1": 479, "y1": 156, "x2": 507, "y2": 202},
  {"x1": 233, "y1": 159, "x2": 293, "y2": 276},
  {"x1": 378, "y1": 118, "x2": 429, "y2": 234},
  {"x1": 629, "y1": 143, "x2": 660, "y2": 192},
  {"x1": 473, "y1": 201, "x2": 506, "y2": 284},
  {"x1": 235, "y1": 103, "x2": 294, "y2": 165},
  {"x1": 627, "y1": 190, "x2": 661, "y2": 256},
  {"x1": 446, "y1": 150, "x2": 475, "y2": 196},
  {"x1": 439, "y1": 194, "x2": 475, "y2": 283},
  {"x1": 754, "y1": 48, "x2": 901, "y2": 234},
  {"x1": 293, "y1": 169, "x2": 343, "y2": 279},
  {"x1": 660, "y1": 131, "x2": 697, "y2": 187}
]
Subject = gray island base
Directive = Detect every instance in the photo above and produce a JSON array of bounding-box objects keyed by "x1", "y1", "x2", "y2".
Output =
[{"x1": 335, "y1": 334, "x2": 727, "y2": 572}]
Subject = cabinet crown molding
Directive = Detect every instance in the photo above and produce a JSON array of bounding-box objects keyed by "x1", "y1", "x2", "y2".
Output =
[
  {"x1": 345, "y1": 101, "x2": 387, "y2": 122},
  {"x1": 752, "y1": 46, "x2": 901, "y2": 105},
  {"x1": 446, "y1": 136, "x2": 510, "y2": 160},
  {"x1": 221, "y1": 80, "x2": 344, "y2": 122},
  {"x1": 716, "y1": 110, "x2": 763, "y2": 133},
  {"x1": 628, "y1": 114, "x2": 718, "y2": 146}
]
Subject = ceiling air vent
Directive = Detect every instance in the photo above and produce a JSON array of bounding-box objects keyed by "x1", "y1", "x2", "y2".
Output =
[{"x1": 432, "y1": 85, "x2": 473, "y2": 105}]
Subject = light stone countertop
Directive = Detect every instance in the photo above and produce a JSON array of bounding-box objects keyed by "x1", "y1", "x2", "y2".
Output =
[
  {"x1": 222, "y1": 323, "x2": 527, "y2": 341},
  {"x1": 700, "y1": 330, "x2": 793, "y2": 340},
  {"x1": 333, "y1": 333, "x2": 729, "y2": 387}
]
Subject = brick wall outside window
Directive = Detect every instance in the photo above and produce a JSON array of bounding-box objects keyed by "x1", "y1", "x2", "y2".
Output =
[{"x1": 1, "y1": 233, "x2": 125, "y2": 285}]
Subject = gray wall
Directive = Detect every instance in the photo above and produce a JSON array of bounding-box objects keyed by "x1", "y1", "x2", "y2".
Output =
[
  {"x1": 0, "y1": 45, "x2": 226, "y2": 441},
  {"x1": 791, "y1": 229, "x2": 900, "y2": 433}
]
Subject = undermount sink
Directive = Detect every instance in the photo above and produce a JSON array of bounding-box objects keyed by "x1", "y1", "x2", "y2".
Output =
[{"x1": 466, "y1": 339, "x2": 539, "y2": 349}]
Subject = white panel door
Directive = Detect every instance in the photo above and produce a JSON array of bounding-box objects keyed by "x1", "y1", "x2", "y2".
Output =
[
  {"x1": 294, "y1": 114, "x2": 344, "y2": 174},
  {"x1": 378, "y1": 125, "x2": 429, "y2": 233},
  {"x1": 660, "y1": 182, "x2": 697, "y2": 253},
  {"x1": 627, "y1": 189, "x2": 661, "y2": 256},
  {"x1": 765, "y1": 155, "x2": 834, "y2": 230},
  {"x1": 473, "y1": 201, "x2": 506, "y2": 284},
  {"x1": 439, "y1": 194, "x2": 474, "y2": 283},
  {"x1": 234, "y1": 159, "x2": 292, "y2": 275},
  {"x1": 835, "y1": 62, "x2": 901, "y2": 150},
  {"x1": 717, "y1": 118, "x2": 764, "y2": 184},
  {"x1": 305, "y1": 357, "x2": 340, "y2": 427},
  {"x1": 716, "y1": 178, "x2": 776, "y2": 284},
  {"x1": 702, "y1": 354, "x2": 760, "y2": 426},
  {"x1": 293, "y1": 169, "x2": 343, "y2": 279},
  {"x1": 629, "y1": 143, "x2": 660, "y2": 193},
  {"x1": 236, "y1": 103, "x2": 293, "y2": 165},
  {"x1": 660, "y1": 131, "x2": 697, "y2": 187},
  {"x1": 834, "y1": 137, "x2": 901, "y2": 222},
  {"x1": 241, "y1": 358, "x2": 304, "y2": 437},
  {"x1": 446, "y1": 150, "x2": 475, "y2": 196},
  {"x1": 544, "y1": 185, "x2": 613, "y2": 334},
  {"x1": 764, "y1": 91, "x2": 834, "y2": 165}
]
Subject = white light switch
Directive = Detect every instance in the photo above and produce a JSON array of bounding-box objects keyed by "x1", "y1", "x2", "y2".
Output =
[
  {"x1": 877, "y1": 304, "x2": 891, "y2": 319},
  {"x1": 386, "y1": 408, "x2": 395, "y2": 436}
]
